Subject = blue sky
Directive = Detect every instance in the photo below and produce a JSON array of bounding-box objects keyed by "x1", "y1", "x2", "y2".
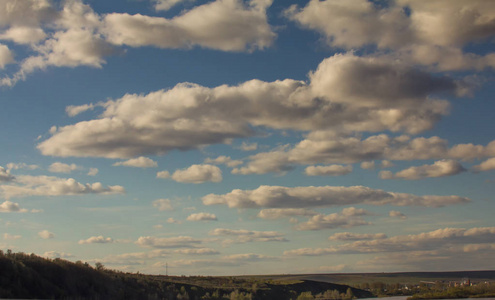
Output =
[{"x1": 1, "y1": 0, "x2": 495, "y2": 276}]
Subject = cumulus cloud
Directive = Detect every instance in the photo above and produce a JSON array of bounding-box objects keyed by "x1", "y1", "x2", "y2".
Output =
[
  {"x1": 389, "y1": 210, "x2": 407, "y2": 219},
  {"x1": 1, "y1": 0, "x2": 275, "y2": 86},
  {"x1": 135, "y1": 236, "x2": 201, "y2": 248},
  {"x1": 152, "y1": 199, "x2": 173, "y2": 211},
  {"x1": 0, "y1": 175, "x2": 124, "y2": 199},
  {"x1": 174, "y1": 248, "x2": 219, "y2": 255},
  {"x1": 38, "y1": 230, "x2": 54, "y2": 239},
  {"x1": 87, "y1": 168, "x2": 99, "y2": 176},
  {"x1": 360, "y1": 161, "x2": 375, "y2": 170},
  {"x1": 0, "y1": 201, "x2": 28, "y2": 213},
  {"x1": 154, "y1": 0, "x2": 194, "y2": 11},
  {"x1": 167, "y1": 217, "x2": 182, "y2": 224},
  {"x1": 113, "y1": 157, "x2": 158, "y2": 168},
  {"x1": 78, "y1": 235, "x2": 114, "y2": 244},
  {"x1": 163, "y1": 164, "x2": 222, "y2": 183},
  {"x1": 4, "y1": 233, "x2": 21, "y2": 240},
  {"x1": 48, "y1": 162, "x2": 80, "y2": 173},
  {"x1": 286, "y1": 0, "x2": 495, "y2": 70},
  {"x1": 6, "y1": 163, "x2": 39, "y2": 171},
  {"x1": 209, "y1": 228, "x2": 288, "y2": 243},
  {"x1": 329, "y1": 232, "x2": 387, "y2": 241},
  {"x1": 380, "y1": 159, "x2": 466, "y2": 180},
  {"x1": 239, "y1": 142, "x2": 258, "y2": 151},
  {"x1": 257, "y1": 208, "x2": 318, "y2": 219},
  {"x1": 204, "y1": 156, "x2": 243, "y2": 167},
  {"x1": 38, "y1": 53, "x2": 459, "y2": 159},
  {"x1": 284, "y1": 227, "x2": 495, "y2": 256},
  {"x1": 186, "y1": 212, "x2": 218, "y2": 221},
  {"x1": 103, "y1": 0, "x2": 274, "y2": 52},
  {"x1": 43, "y1": 251, "x2": 74, "y2": 259},
  {"x1": 203, "y1": 185, "x2": 470, "y2": 209},
  {"x1": 295, "y1": 207, "x2": 372, "y2": 231},
  {"x1": 0, "y1": 167, "x2": 15, "y2": 182},
  {"x1": 66, "y1": 103, "x2": 95, "y2": 117},
  {"x1": 473, "y1": 157, "x2": 495, "y2": 172},
  {"x1": 304, "y1": 164, "x2": 352, "y2": 176},
  {"x1": 0, "y1": 44, "x2": 14, "y2": 68}
]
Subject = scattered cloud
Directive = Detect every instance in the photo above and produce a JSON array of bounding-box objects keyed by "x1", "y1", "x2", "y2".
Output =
[
  {"x1": 164, "y1": 164, "x2": 222, "y2": 183},
  {"x1": 4, "y1": 233, "x2": 21, "y2": 240},
  {"x1": 473, "y1": 157, "x2": 495, "y2": 172},
  {"x1": 389, "y1": 210, "x2": 407, "y2": 219},
  {"x1": 360, "y1": 161, "x2": 375, "y2": 170},
  {"x1": 87, "y1": 168, "x2": 99, "y2": 176},
  {"x1": 166, "y1": 217, "x2": 182, "y2": 224},
  {"x1": 304, "y1": 164, "x2": 352, "y2": 176},
  {"x1": 203, "y1": 185, "x2": 470, "y2": 209},
  {"x1": 295, "y1": 207, "x2": 372, "y2": 231},
  {"x1": 257, "y1": 208, "x2": 318, "y2": 220},
  {"x1": 79, "y1": 235, "x2": 114, "y2": 244},
  {"x1": 43, "y1": 251, "x2": 74, "y2": 259},
  {"x1": 0, "y1": 175, "x2": 125, "y2": 199},
  {"x1": 174, "y1": 248, "x2": 219, "y2": 255},
  {"x1": 0, "y1": 167, "x2": 15, "y2": 182},
  {"x1": 153, "y1": 0, "x2": 194, "y2": 11},
  {"x1": 186, "y1": 212, "x2": 218, "y2": 221},
  {"x1": 284, "y1": 227, "x2": 495, "y2": 256},
  {"x1": 135, "y1": 236, "x2": 201, "y2": 248},
  {"x1": 38, "y1": 230, "x2": 54, "y2": 239},
  {"x1": 380, "y1": 159, "x2": 466, "y2": 180},
  {"x1": 5, "y1": 163, "x2": 39, "y2": 171},
  {"x1": 239, "y1": 142, "x2": 258, "y2": 151},
  {"x1": 204, "y1": 156, "x2": 243, "y2": 167},
  {"x1": 113, "y1": 157, "x2": 158, "y2": 168},
  {"x1": 0, "y1": 201, "x2": 28, "y2": 213},
  {"x1": 66, "y1": 103, "x2": 95, "y2": 117},
  {"x1": 48, "y1": 162, "x2": 81, "y2": 173},
  {"x1": 152, "y1": 199, "x2": 173, "y2": 211},
  {"x1": 329, "y1": 232, "x2": 387, "y2": 241},
  {"x1": 209, "y1": 228, "x2": 287, "y2": 243}
]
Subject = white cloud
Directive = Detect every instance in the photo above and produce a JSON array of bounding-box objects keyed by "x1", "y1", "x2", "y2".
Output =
[
  {"x1": 239, "y1": 142, "x2": 258, "y2": 151},
  {"x1": 389, "y1": 210, "x2": 407, "y2": 219},
  {"x1": 203, "y1": 185, "x2": 470, "y2": 209},
  {"x1": 360, "y1": 161, "x2": 375, "y2": 170},
  {"x1": 0, "y1": 175, "x2": 125, "y2": 199},
  {"x1": 204, "y1": 156, "x2": 243, "y2": 167},
  {"x1": 78, "y1": 235, "x2": 114, "y2": 244},
  {"x1": 210, "y1": 228, "x2": 287, "y2": 244},
  {"x1": 174, "y1": 248, "x2": 219, "y2": 255},
  {"x1": 0, "y1": 167, "x2": 15, "y2": 182},
  {"x1": 0, "y1": 201, "x2": 27, "y2": 213},
  {"x1": 48, "y1": 162, "x2": 80, "y2": 173},
  {"x1": 4, "y1": 233, "x2": 21, "y2": 240},
  {"x1": 286, "y1": 0, "x2": 495, "y2": 71},
  {"x1": 186, "y1": 212, "x2": 218, "y2": 221},
  {"x1": 87, "y1": 168, "x2": 99, "y2": 176},
  {"x1": 66, "y1": 103, "x2": 95, "y2": 117},
  {"x1": 154, "y1": 0, "x2": 194, "y2": 11},
  {"x1": 0, "y1": 26, "x2": 46, "y2": 44},
  {"x1": 295, "y1": 207, "x2": 371, "y2": 231},
  {"x1": 6, "y1": 163, "x2": 39, "y2": 171},
  {"x1": 38, "y1": 230, "x2": 54, "y2": 239},
  {"x1": 284, "y1": 227, "x2": 495, "y2": 256},
  {"x1": 156, "y1": 171, "x2": 171, "y2": 179},
  {"x1": 103, "y1": 0, "x2": 274, "y2": 52},
  {"x1": 0, "y1": 44, "x2": 14, "y2": 68},
  {"x1": 304, "y1": 164, "x2": 352, "y2": 176},
  {"x1": 113, "y1": 157, "x2": 158, "y2": 168},
  {"x1": 43, "y1": 251, "x2": 74, "y2": 259},
  {"x1": 380, "y1": 159, "x2": 466, "y2": 180},
  {"x1": 168, "y1": 164, "x2": 222, "y2": 184},
  {"x1": 152, "y1": 199, "x2": 173, "y2": 211},
  {"x1": 166, "y1": 217, "x2": 182, "y2": 224},
  {"x1": 473, "y1": 157, "x2": 495, "y2": 172},
  {"x1": 38, "y1": 54, "x2": 459, "y2": 159},
  {"x1": 329, "y1": 232, "x2": 387, "y2": 241},
  {"x1": 257, "y1": 208, "x2": 318, "y2": 220},
  {"x1": 135, "y1": 236, "x2": 201, "y2": 248}
]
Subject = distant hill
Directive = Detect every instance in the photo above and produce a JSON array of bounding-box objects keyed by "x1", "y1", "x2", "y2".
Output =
[{"x1": 0, "y1": 250, "x2": 372, "y2": 299}]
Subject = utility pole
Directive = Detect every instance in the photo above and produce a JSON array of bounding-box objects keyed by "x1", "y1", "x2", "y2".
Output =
[{"x1": 166, "y1": 262, "x2": 168, "y2": 276}]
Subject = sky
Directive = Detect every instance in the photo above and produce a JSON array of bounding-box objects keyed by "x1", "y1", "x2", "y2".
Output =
[{"x1": 0, "y1": 0, "x2": 495, "y2": 276}]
